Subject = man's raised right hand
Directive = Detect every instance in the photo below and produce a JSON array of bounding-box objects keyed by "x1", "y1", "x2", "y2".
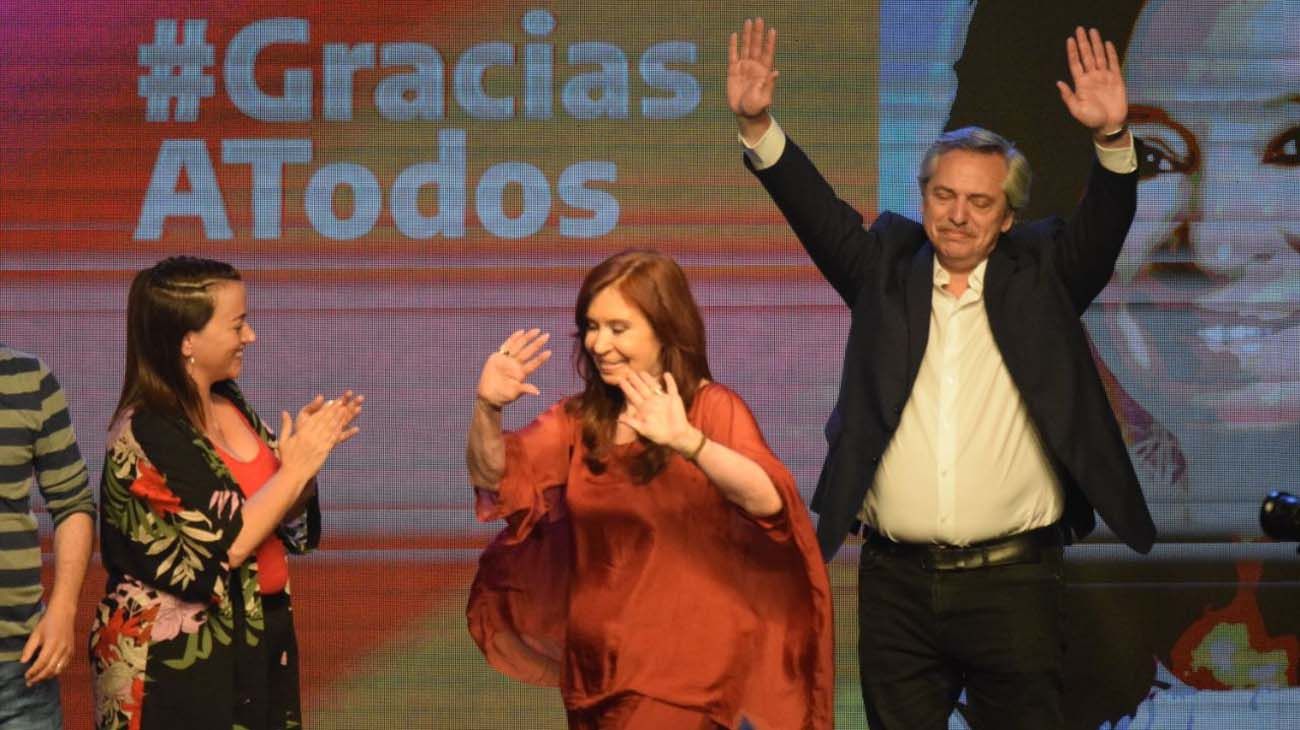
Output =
[{"x1": 727, "y1": 17, "x2": 779, "y2": 143}]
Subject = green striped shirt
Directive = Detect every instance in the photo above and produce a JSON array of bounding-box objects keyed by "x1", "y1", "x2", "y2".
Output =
[{"x1": 0, "y1": 345, "x2": 93, "y2": 661}]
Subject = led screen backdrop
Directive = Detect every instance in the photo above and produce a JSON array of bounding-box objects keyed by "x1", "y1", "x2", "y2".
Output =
[{"x1": 2, "y1": 1, "x2": 1296, "y2": 727}]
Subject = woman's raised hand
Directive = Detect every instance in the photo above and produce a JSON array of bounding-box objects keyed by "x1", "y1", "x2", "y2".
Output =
[
  {"x1": 477, "y1": 329, "x2": 552, "y2": 410},
  {"x1": 618, "y1": 371, "x2": 696, "y2": 452}
]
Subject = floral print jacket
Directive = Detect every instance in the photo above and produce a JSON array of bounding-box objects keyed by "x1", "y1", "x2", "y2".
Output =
[{"x1": 91, "y1": 381, "x2": 319, "y2": 730}]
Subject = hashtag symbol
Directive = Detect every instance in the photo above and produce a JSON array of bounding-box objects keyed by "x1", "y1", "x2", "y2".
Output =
[{"x1": 138, "y1": 19, "x2": 215, "y2": 122}]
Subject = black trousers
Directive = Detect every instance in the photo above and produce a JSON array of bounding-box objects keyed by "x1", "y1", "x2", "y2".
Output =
[
  {"x1": 856, "y1": 538, "x2": 1066, "y2": 730},
  {"x1": 234, "y1": 590, "x2": 302, "y2": 730}
]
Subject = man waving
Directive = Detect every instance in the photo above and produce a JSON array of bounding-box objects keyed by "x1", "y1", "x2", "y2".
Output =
[{"x1": 729, "y1": 19, "x2": 1156, "y2": 729}]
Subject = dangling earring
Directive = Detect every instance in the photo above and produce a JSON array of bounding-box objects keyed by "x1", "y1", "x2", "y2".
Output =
[{"x1": 187, "y1": 355, "x2": 195, "y2": 367}]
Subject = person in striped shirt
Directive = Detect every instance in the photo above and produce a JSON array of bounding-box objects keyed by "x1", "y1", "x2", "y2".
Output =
[{"x1": 0, "y1": 345, "x2": 94, "y2": 730}]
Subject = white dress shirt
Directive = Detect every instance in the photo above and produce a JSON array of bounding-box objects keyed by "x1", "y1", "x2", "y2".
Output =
[{"x1": 742, "y1": 117, "x2": 1137, "y2": 544}]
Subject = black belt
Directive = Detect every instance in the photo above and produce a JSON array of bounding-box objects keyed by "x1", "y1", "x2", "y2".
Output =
[{"x1": 855, "y1": 521, "x2": 1064, "y2": 571}]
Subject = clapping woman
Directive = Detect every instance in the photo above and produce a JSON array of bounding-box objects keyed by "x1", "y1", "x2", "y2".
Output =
[{"x1": 91, "y1": 257, "x2": 362, "y2": 729}]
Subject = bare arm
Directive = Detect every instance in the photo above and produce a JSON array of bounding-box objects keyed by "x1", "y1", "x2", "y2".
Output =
[
  {"x1": 20, "y1": 512, "x2": 92, "y2": 685},
  {"x1": 466, "y1": 329, "x2": 552, "y2": 491},
  {"x1": 619, "y1": 372, "x2": 781, "y2": 518},
  {"x1": 285, "y1": 477, "x2": 317, "y2": 520},
  {"x1": 228, "y1": 396, "x2": 361, "y2": 567},
  {"x1": 676, "y1": 426, "x2": 782, "y2": 518},
  {"x1": 228, "y1": 467, "x2": 312, "y2": 568}
]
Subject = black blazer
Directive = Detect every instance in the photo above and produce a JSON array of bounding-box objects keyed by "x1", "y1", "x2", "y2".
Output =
[{"x1": 750, "y1": 139, "x2": 1157, "y2": 560}]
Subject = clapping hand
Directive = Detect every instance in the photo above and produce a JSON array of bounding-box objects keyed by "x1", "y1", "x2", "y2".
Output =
[
  {"x1": 295, "y1": 390, "x2": 364, "y2": 444},
  {"x1": 278, "y1": 393, "x2": 363, "y2": 481},
  {"x1": 477, "y1": 328, "x2": 552, "y2": 410},
  {"x1": 617, "y1": 371, "x2": 696, "y2": 452},
  {"x1": 1057, "y1": 26, "x2": 1128, "y2": 139}
]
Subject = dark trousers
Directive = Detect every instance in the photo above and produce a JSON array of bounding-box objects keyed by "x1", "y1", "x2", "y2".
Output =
[
  {"x1": 856, "y1": 538, "x2": 1066, "y2": 730},
  {"x1": 234, "y1": 591, "x2": 302, "y2": 730}
]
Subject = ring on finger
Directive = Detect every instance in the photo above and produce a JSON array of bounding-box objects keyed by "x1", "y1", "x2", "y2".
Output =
[{"x1": 498, "y1": 346, "x2": 512, "y2": 358}]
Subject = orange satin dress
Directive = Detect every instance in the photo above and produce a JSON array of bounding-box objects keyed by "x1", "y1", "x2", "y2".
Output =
[{"x1": 468, "y1": 383, "x2": 834, "y2": 730}]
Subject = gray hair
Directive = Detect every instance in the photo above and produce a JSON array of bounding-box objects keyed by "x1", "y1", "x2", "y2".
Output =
[{"x1": 917, "y1": 126, "x2": 1032, "y2": 213}]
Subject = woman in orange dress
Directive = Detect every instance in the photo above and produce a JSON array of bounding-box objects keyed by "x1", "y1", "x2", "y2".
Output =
[{"x1": 466, "y1": 249, "x2": 833, "y2": 730}]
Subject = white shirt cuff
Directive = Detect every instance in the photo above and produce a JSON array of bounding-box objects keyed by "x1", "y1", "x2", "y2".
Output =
[
  {"x1": 738, "y1": 117, "x2": 787, "y2": 171},
  {"x1": 1095, "y1": 136, "x2": 1138, "y2": 174}
]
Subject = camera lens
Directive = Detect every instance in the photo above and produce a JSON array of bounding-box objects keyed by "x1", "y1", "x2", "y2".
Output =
[{"x1": 1260, "y1": 491, "x2": 1300, "y2": 541}]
